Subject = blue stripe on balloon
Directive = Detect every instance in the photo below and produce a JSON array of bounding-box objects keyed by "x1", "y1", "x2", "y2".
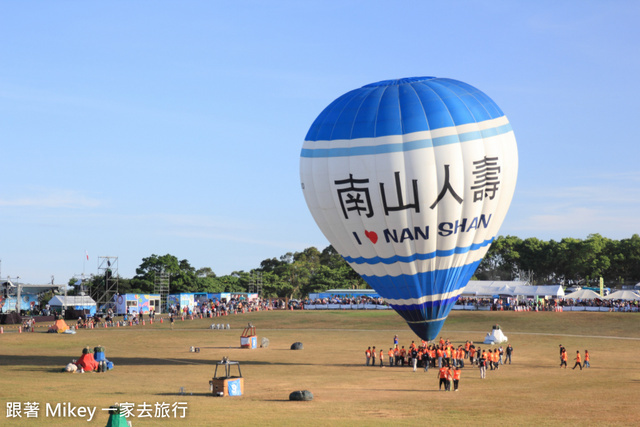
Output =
[
  {"x1": 360, "y1": 260, "x2": 481, "y2": 341},
  {"x1": 361, "y1": 259, "x2": 481, "y2": 301},
  {"x1": 301, "y1": 123, "x2": 512, "y2": 158},
  {"x1": 344, "y1": 237, "x2": 494, "y2": 266}
]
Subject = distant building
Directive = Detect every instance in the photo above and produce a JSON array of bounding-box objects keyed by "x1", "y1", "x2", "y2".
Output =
[{"x1": 113, "y1": 294, "x2": 161, "y2": 315}]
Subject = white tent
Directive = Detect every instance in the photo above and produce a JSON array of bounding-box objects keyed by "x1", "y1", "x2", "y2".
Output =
[
  {"x1": 603, "y1": 290, "x2": 640, "y2": 301},
  {"x1": 564, "y1": 289, "x2": 602, "y2": 300},
  {"x1": 461, "y1": 281, "x2": 564, "y2": 298},
  {"x1": 49, "y1": 295, "x2": 97, "y2": 314}
]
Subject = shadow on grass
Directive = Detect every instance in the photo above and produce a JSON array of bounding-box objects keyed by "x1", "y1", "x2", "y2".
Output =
[
  {"x1": 0, "y1": 354, "x2": 317, "y2": 368},
  {"x1": 155, "y1": 392, "x2": 213, "y2": 397}
]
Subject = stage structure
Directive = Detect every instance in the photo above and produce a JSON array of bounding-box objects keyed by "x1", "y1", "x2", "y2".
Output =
[{"x1": 92, "y1": 256, "x2": 118, "y2": 310}]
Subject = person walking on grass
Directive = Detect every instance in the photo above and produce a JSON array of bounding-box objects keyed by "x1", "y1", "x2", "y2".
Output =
[
  {"x1": 505, "y1": 344, "x2": 513, "y2": 364},
  {"x1": 478, "y1": 350, "x2": 487, "y2": 379},
  {"x1": 572, "y1": 351, "x2": 583, "y2": 370},
  {"x1": 560, "y1": 349, "x2": 568, "y2": 368}
]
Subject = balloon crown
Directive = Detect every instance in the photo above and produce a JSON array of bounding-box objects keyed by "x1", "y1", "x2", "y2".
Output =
[{"x1": 362, "y1": 77, "x2": 437, "y2": 88}]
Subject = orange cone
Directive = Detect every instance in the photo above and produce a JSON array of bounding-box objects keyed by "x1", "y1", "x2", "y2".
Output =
[
  {"x1": 142, "y1": 320, "x2": 145, "y2": 326},
  {"x1": 1, "y1": 326, "x2": 3, "y2": 334},
  {"x1": 19, "y1": 327, "x2": 22, "y2": 333},
  {"x1": 160, "y1": 318, "x2": 163, "y2": 324}
]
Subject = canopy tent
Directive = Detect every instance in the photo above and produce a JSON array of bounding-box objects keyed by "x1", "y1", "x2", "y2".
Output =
[
  {"x1": 603, "y1": 290, "x2": 640, "y2": 301},
  {"x1": 564, "y1": 289, "x2": 602, "y2": 300},
  {"x1": 48, "y1": 295, "x2": 96, "y2": 315},
  {"x1": 461, "y1": 281, "x2": 564, "y2": 298}
]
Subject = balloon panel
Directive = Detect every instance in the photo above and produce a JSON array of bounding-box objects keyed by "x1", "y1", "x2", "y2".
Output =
[{"x1": 301, "y1": 77, "x2": 518, "y2": 341}]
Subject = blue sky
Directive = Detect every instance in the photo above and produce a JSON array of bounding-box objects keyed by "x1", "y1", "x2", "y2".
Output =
[{"x1": 2, "y1": 1, "x2": 639, "y2": 284}]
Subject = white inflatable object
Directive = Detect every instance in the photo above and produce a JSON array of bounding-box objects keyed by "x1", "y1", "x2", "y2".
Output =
[{"x1": 483, "y1": 327, "x2": 508, "y2": 344}]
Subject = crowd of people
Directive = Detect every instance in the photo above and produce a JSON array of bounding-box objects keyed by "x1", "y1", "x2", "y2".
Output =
[
  {"x1": 455, "y1": 297, "x2": 639, "y2": 312},
  {"x1": 364, "y1": 335, "x2": 515, "y2": 391},
  {"x1": 304, "y1": 296, "x2": 388, "y2": 306}
]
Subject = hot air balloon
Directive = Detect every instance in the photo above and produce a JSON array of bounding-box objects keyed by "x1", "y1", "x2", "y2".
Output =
[{"x1": 300, "y1": 77, "x2": 518, "y2": 341}]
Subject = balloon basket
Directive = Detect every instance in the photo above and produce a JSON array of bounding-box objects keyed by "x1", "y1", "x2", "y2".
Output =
[
  {"x1": 240, "y1": 324, "x2": 257, "y2": 349},
  {"x1": 210, "y1": 358, "x2": 243, "y2": 397}
]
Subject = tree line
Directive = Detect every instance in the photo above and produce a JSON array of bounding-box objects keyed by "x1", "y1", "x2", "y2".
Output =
[
  {"x1": 73, "y1": 233, "x2": 640, "y2": 299},
  {"x1": 476, "y1": 234, "x2": 640, "y2": 287}
]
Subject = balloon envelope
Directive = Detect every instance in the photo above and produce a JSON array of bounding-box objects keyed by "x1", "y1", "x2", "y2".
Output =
[{"x1": 300, "y1": 77, "x2": 518, "y2": 341}]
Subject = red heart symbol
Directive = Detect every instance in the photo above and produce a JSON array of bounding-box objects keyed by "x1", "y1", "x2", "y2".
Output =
[{"x1": 364, "y1": 230, "x2": 378, "y2": 244}]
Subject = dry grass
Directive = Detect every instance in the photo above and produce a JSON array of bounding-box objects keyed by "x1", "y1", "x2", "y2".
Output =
[{"x1": 1, "y1": 310, "x2": 639, "y2": 426}]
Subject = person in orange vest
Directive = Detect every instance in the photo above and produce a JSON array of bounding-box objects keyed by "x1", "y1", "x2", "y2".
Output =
[
  {"x1": 452, "y1": 365, "x2": 461, "y2": 391},
  {"x1": 464, "y1": 341, "x2": 471, "y2": 359},
  {"x1": 446, "y1": 366, "x2": 454, "y2": 391},
  {"x1": 572, "y1": 350, "x2": 582, "y2": 370},
  {"x1": 469, "y1": 346, "x2": 477, "y2": 366},
  {"x1": 399, "y1": 346, "x2": 407, "y2": 366},
  {"x1": 560, "y1": 349, "x2": 568, "y2": 368},
  {"x1": 388, "y1": 348, "x2": 395, "y2": 367},
  {"x1": 393, "y1": 346, "x2": 400, "y2": 366},
  {"x1": 584, "y1": 350, "x2": 590, "y2": 368},
  {"x1": 371, "y1": 346, "x2": 376, "y2": 366},
  {"x1": 438, "y1": 365, "x2": 449, "y2": 391},
  {"x1": 379, "y1": 349, "x2": 384, "y2": 367},
  {"x1": 365, "y1": 347, "x2": 371, "y2": 366},
  {"x1": 493, "y1": 349, "x2": 500, "y2": 370}
]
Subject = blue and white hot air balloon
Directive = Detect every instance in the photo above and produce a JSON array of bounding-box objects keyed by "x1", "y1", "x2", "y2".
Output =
[{"x1": 300, "y1": 77, "x2": 518, "y2": 341}]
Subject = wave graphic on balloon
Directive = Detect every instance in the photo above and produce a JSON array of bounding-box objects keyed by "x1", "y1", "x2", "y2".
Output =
[{"x1": 300, "y1": 77, "x2": 518, "y2": 341}]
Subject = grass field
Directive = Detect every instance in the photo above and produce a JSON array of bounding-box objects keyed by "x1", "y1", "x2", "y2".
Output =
[{"x1": 1, "y1": 310, "x2": 639, "y2": 426}]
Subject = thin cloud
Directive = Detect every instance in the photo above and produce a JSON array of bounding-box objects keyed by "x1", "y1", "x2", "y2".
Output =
[{"x1": 0, "y1": 189, "x2": 103, "y2": 209}]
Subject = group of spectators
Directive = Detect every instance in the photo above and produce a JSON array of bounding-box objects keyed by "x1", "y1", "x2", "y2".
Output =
[
  {"x1": 303, "y1": 296, "x2": 387, "y2": 306},
  {"x1": 455, "y1": 297, "x2": 639, "y2": 312}
]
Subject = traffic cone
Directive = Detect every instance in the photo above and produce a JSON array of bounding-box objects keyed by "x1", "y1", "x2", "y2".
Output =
[
  {"x1": 19, "y1": 327, "x2": 22, "y2": 333},
  {"x1": 142, "y1": 320, "x2": 145, "y2": 326},
  {"x1": 1, "y1": 327, "x2": 3, "y2": 334},
  {"x1": 150, "y1": 318, "x2": 153, "y2": 324},
  {"x1": 160, "y1": 318, "x2": 163, "y2": 324}
]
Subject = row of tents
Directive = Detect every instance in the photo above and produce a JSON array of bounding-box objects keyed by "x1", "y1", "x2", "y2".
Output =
[
  {"x1": 564, "y1": 288, "x2": 640, "y2": 301},
  {"x1": 461, "y1": 281, "x2": 640, "y2": 300}
]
